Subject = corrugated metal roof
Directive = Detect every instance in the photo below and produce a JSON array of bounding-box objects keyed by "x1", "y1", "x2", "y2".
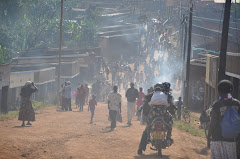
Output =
[{"x1": 201, "y1": 0, "x2": 239, "y2": 2}]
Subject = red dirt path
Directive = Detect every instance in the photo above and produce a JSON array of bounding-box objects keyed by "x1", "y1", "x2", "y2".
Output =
[{"x1": 0, "y1": 101, "x2": 210, "y2": 159}]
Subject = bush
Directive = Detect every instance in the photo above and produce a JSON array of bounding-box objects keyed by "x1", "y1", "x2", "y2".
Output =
[
  {"x1": 0, "y1": 101, "x2": 47, "y2": 121},
  {"x1": 0, "y1": 111, "x2": 19, "y2": 121},
  {"x1": 32, "y1": 101, "x2": 47, "y2": 110}
]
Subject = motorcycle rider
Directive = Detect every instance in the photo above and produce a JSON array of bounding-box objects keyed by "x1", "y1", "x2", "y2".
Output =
[{"x1": 138, "y1": 82, "x2": 174, "y2": 155}]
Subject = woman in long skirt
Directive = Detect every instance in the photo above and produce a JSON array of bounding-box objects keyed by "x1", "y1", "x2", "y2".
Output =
[{"x1": 18, "y1": 81, "x2": 38, "y2": 127}]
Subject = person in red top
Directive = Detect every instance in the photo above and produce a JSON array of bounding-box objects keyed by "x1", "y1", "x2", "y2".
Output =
[
  {"x1": 84, "y1": 84, "x2": 89, "y2": 104},
  {"x1": 136, "y1": 87, "x2": 145, "y2": 120},
  {"x1": 88, "y1": 94, "x2": 97, "y2": 123}
]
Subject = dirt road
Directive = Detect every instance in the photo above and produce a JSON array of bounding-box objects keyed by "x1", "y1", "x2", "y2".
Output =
[{"x1": 0, "y1": 101, "x2": 210, "y2": 159}]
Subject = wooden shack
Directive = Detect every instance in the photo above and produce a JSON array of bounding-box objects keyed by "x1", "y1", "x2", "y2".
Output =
[{"x1": 226, "y1": 52, "x2": 240, "y2": 99}]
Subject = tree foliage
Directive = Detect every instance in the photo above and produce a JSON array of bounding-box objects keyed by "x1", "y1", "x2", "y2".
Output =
[
  {"x1": 232, "y1": 3, "x2": 240, "y2": 19},
  {"x1": 0, "y1": 45, "x2": 11, "y2": 64},
  {"x1": 0, "y1": 0, "x2": 101, "y2": 63},
  {"x1": 72, "y1": 5, "x2": 101, "y2": 48}
]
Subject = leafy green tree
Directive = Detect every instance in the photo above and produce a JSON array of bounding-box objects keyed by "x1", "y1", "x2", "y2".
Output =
[
  {"x1": 0, "y1": 45, "x2": 11, "y2": 64},
  {"x1": 0, "y1": 0, "x2": 101, "y2": 62},
  {"x1": 71, "y1": 5, "x2": 102, "y2": 48}
]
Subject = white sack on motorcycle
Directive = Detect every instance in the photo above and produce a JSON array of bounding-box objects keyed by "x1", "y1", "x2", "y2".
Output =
[{"x1": 149, "y1": 92, "x2": 169, "y2": 106}]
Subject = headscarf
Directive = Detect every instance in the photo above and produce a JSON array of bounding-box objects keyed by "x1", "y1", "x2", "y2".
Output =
[{"x1": 24, "y1": 81, "x2": 32, "y2": 87}]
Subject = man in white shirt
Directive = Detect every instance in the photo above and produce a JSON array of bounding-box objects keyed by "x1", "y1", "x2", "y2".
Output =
[{"x1": 108, "y1": 85, "x2": 121, "y2": 130}]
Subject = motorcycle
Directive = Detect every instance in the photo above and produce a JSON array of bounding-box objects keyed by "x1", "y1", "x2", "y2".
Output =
[{"x1": 147, "y1": 105, "x2": 173, "y2": 156}]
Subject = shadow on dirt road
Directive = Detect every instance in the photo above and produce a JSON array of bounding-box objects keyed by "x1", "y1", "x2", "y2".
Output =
[
  {"x1": 194, "y1": 146, "x2": 209, "y2": 156},
  {"x1": 134, "y1": 154, "x2": 170, "y2": 159}
]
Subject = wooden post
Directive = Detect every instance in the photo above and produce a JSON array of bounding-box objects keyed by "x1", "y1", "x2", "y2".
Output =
[
  {"x1": 183, "y1": 18, "x2": 188, "y2": 63},
  {"x1": 184, "y1": 1, "x2": 193, "y2": 108},
  {"x1": 218, "y1": 0, "x2": 232, "y2": 82},
  {"x1": 57, "y1": 0, "x2": 63, "y2": 94},
  {"x1": 181, "y1": 15, "x2": 187, "y2": 98}
]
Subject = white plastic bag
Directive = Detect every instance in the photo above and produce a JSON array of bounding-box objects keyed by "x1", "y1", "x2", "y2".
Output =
[{"x1": 149, "y1": 91, "x2": 169, "y2": 106}]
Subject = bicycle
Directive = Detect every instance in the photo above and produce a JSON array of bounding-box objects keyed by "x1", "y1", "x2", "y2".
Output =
[
  {"x1": 201, "y1": 108, "x2": 211, "y2": 138},
  {"x1": 182, "y1": 107, "x2": 191, "y2": 124},
  {"x1": 202, "y1": 120, "x2": 210, "y2": 138}
]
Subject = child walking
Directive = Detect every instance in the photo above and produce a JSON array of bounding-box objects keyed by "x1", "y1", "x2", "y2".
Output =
[{"x1": 88, "y1": 95, "x2": 97, "y2": 123}]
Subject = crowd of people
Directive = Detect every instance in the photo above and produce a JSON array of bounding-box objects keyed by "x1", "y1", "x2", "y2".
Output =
[
  {"x1": 24, "y1": 15, "x2": 186, "y2": 130},
  {"x1": 17, "y1": 76, "x2": 240, "y2": 158},
  {"x1": 16, "y1": 50, "x2": 240, "y2": 158},
  {"x1": 16, "y1": 14, "x2": 240, "y2": 159}
]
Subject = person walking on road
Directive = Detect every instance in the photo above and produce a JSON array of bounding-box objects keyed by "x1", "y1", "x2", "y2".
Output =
[
  {"x1": 125, "y1": 82, "x2": 139, "y2": 126},
  {"x1": 139, "y1": 71, "x2": 144, "y2": 84},
  {"x1": 136, "y1": 87, "x2": 145, "y2": 120},
  {"x1": 76, "y1": 84, "x2": 86, "y2": 112},
  {"x1": 64, "y1": 81, "x2": 72, "y2": 111},
  {"x1": 107, "y1": 85, "x2": 121, "y2": 130},
  {"x1": 88, "y1": 94, "x2": 97, "y2": 123},
  {"x1": 106, "y1": 67, "x2": 110, "y2": 80},
  {"x1": 18, "y1": 81, "x2": 38, "y2": 127},
  {"x1": 84, "y1": 84, "x2": 89, "y2": 104},
  {"x1": 207, "y1": 80, "x2": 240, "y2": 159},
  {"x1": 177, "y1": 97, "x2": 183, "y2": 120},
  {"x1": 59, "y1": 84, "x2": 65, "y2": 110}
]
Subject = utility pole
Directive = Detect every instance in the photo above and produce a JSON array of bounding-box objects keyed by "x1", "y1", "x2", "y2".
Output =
[
  {"x1": 184, "y1": 1, "x2": 193, "y2": 108},
  {"x1": 57, "y1": 0, "x2": 63, "y2": 94},
  {"x1": 181, "y1": 15, "x2": 188, "y2": 98},
  {"x1": 183, "y1": 17, "x2": 188, "y2": 63},
  {"x1": 180, "y1": 0, "x2": 182, "y2": 20},
  {"x1": 218, "y1": 0, "x2": 232, "y2": 82},
  {"x1": 180, "y1": 0, "x2": 184, "y2": 97},
  {"x1": 180, "y1": 0, "x2": 183, "y2": 60}
]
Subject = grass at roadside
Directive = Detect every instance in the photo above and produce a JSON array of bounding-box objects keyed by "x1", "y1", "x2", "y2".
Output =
[
  {"x1": 190, "y1": 113, "x2": 199, "y2": 121},
  {"x1": 32, "y1": 101, "x2": 47, "y2": 110},
  {"x1": 173, "y1": 119, "x2": 205, "y2": 138},
  {"x1": 0, "y1": 101, "x2": 47, "y2": 121},
  {"x1": 0, "y1": 111, "x2": 19, "y2": 121}
]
